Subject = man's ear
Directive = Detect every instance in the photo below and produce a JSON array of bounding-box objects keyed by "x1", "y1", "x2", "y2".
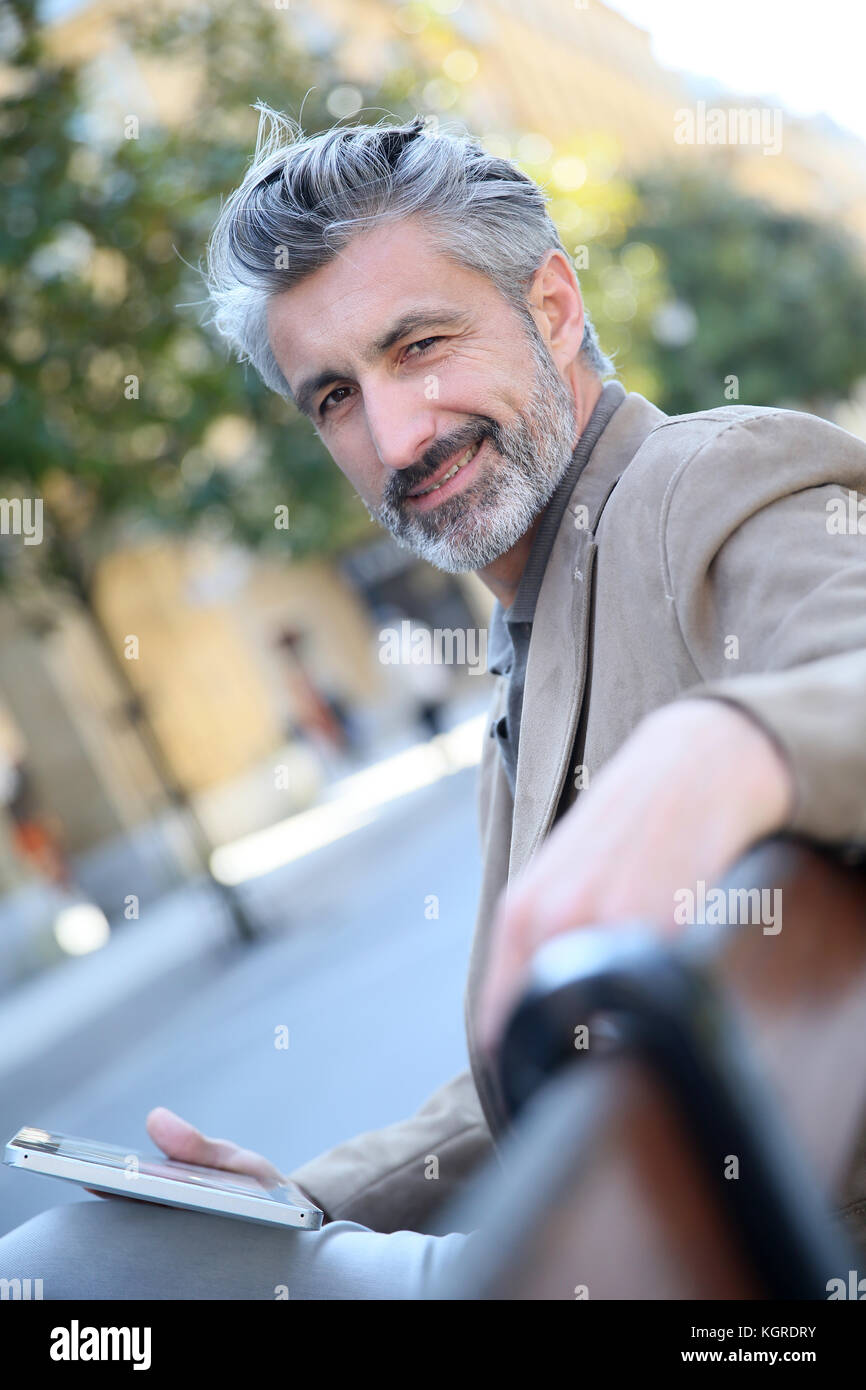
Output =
[{"x1": 526, "y1": 249, "x2": 586, "y2": 369}]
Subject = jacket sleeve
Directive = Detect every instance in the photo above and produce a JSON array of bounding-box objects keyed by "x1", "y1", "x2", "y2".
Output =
[
  {"x1": 661, "y1": 409, "x2": 866, "y2": 848},
  {"x1": 286, "y1": 1069, "x2": 494, "y2": 1233}
]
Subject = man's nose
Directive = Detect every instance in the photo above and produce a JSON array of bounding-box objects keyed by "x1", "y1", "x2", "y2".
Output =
[{"x1": 364, "y1": 381, "x2": 439, "y2": 475}]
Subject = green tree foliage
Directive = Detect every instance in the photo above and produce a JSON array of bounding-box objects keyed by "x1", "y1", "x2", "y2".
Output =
[
  {"x1": 628, "y1": 169, "x2": 866, "y2": 414},
  {"x1": 0, "y1": 0, "x2": 446, "y2": 584}
]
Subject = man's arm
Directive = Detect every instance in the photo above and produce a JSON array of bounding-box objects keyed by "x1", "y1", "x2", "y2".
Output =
[
  {"x1": 477, "y1": 697, "x2": 795, "y2": 1047},
  {"x1": 286, "y1": 1069, "x2": 494, "y2": 1232},
  {"x1": 478, "y1": 411, "x2": 866, "y2": 1047},
  {"x1": 666, "y1": 474, "x2": 866, "y2": 848}
]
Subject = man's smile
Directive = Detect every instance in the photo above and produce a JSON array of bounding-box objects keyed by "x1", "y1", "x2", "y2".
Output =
[{"x1": 404, "y1": 437, "x2": 486, "y2": 511}]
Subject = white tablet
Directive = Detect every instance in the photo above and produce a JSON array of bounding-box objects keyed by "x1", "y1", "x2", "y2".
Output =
[{"x1": 4, "y1": 1126, "x2": 323, "y2": 1230}]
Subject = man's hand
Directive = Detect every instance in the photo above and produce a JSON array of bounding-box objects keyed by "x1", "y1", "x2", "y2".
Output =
[
  {"x1": 476, "y1": 698, "x2": 795, "y2": 1055},
  {"x1": 87, "y1": 1107, "x2": 316, "y2": 1209}
]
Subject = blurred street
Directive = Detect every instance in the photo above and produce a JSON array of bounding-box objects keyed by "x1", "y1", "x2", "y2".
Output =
[{"x1": 0, "y1": 758, "x2": 481, "y2": 1237}]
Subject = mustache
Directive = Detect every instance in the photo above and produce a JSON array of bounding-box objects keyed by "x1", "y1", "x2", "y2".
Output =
[{"x1": 384, "y1": 421, "x2": 498, "y2": 507}]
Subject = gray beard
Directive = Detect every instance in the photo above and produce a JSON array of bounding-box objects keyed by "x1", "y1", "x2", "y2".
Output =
[{"x1": 368, "y1": 328, "x2": 579, "y2": 574}]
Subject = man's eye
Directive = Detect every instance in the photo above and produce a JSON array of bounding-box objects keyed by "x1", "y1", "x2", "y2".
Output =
[
  {"x1": 318, "y1": 338, "x2": 442, "y2": 417},
  {"x1": 320, "y1": 386, "x2": 353, "y2": 416},
  {"x1": 403, "y1": 336, "x2": 442, "y2": 358}
]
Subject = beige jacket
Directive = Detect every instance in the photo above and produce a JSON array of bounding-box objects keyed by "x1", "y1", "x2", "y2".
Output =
[{"x1": 290, "y1": 390, "x2": 866, "y2": 1239}]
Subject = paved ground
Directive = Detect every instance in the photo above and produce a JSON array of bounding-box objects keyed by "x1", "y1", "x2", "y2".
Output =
[{"x1": 0, "y1": 762, "x2": 482, "y2": 1237}]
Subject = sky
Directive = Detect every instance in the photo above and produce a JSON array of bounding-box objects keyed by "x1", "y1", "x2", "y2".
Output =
[{"x1": 606, "y1": 0, "x2": 866, "y2": 144}]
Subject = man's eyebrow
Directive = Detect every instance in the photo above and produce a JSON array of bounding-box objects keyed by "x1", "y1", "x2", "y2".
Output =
[
  {"x1": 291, "y1": 306, "x2": 470, "y2": 419},
  {"x1": 370, "y1": 307, "x2": 469, "y2": 356}
]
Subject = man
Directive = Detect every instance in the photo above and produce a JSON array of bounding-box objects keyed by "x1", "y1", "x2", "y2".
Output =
[{"x1": 2, "y1": 110, "x2": 865, "y2": 1297}]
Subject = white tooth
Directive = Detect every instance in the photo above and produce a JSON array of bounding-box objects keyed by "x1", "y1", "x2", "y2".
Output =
[{"x1": 417, "y1": 440, "x2": 481, "y2": 495}]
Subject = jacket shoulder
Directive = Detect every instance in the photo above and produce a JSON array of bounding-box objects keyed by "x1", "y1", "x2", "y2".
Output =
[
  {"x1": 640, "y1": 400, "x2": 864, "y2": 468},
  {"x1": 596, "y1": 401, "x2": 866, "y2": 597},
  {"x1": 609, "y1": 401, "x2": 866, "y2": 519}
]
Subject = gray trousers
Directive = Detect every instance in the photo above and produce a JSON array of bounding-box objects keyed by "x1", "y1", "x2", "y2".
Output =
[{"x1": 0, "y1": 1198, "x2": 473, "y2": 1300}]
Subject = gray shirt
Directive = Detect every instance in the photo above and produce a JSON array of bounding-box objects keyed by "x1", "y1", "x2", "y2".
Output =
[{"x1": 486, "y1": 380, "x2": 626, "y2": 795}]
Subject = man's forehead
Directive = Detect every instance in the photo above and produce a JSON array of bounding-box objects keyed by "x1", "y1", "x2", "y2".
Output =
[
  {"x1": 273, "y1": 290, "x2": 470, "y2": 358},
  {"x1": 270, "y1": 224, "x2": 480, "y2": 340}
]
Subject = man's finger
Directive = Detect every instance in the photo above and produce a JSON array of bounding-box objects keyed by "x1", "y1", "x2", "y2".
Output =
[{"x1": 145, "y1": 1107, "x2": 286, "y2": 1187}]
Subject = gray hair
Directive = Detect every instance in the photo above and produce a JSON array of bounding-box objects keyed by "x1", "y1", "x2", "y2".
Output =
[{"x1": 206, "y1": 105, "x2": 615, "y2": 401}]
